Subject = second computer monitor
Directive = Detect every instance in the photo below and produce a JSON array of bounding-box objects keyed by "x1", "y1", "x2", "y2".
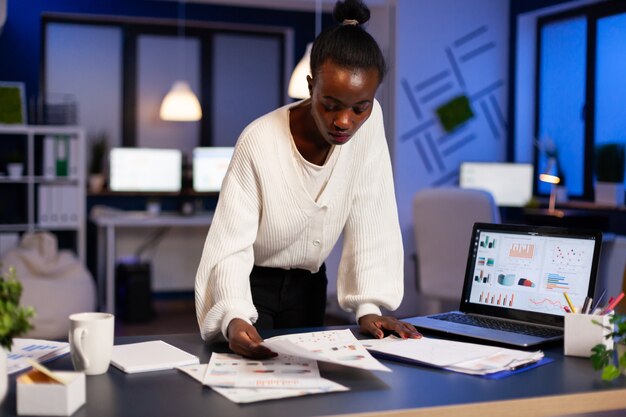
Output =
[
  {"x1": 192, "y1": 147, "x2": 235, "y2": 192},
  {"x1": 109, "y1": 148, "x2": 182, "y2": 192},
  {"x1": 459, "y1": 162, "x2": 534, "y2": 207}
]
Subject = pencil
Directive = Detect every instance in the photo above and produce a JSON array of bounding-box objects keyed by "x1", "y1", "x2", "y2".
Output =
[
  {"x1": 601, "y1": 292, "x2": 624, "y2": 315},
  {"x1": 563, "y1": 292, "x2": 577, "y2": 314}
]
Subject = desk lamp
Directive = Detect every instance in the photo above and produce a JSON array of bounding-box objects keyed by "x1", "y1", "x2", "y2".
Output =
[{"x1": 539, "y1": 157, "x2": 564, "y2": 217}]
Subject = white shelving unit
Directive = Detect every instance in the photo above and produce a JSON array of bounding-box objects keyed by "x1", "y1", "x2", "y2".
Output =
[{"x1": 0, "y1": 124, "x2": 86, "y2": 263}]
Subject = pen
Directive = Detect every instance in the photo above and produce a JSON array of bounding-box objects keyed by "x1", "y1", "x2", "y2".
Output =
[
  {"x1": 601, "y1": 292, "x2": 624, "y2": 315},
  {"x1": 581, "y1": 297, "x2": 591, "y2": 314},
  {"x1": 563, "y1": 306, "x2": 571, "y2": 313},
  {"x1": 592, "y1": 288, "x2": 607, "y2": 312},
  {"x1": 563, "y1": 292, "x2": 577, "y2": 314}
]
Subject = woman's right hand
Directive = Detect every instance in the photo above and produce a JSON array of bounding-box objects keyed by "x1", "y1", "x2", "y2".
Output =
[{"x1": 226, "y1": 318, "x2": 277, "y2": 359}]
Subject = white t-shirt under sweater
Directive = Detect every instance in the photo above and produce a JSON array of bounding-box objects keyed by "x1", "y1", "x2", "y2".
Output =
[{"x1": 194, "y1": 99, "x2": 404, "y2": 341}]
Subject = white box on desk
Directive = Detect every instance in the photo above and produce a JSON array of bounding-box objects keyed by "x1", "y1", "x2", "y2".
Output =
[
  {"x1": 17, "y1": 370, "x2": 85, "y2": 416},
  {"x1": 564, "y1": 313, "x2": 614, "y2": 357}
]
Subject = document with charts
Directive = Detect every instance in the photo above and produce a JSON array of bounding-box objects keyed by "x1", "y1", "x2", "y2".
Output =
[
  {"x1": 178, "y1": 355, "x2": 348, "y2": 404},
  {"x1": 8, "y1": 339, "x2": 70, "y2": 375},
  {"x1": 202, "y1": 352, "x2": 338, "y2": 389},
  {"x1": 362, "y1": 336, "x2": 544, "y2": 375},
  {"x1": 261, "y1": 329, "x2": 391, "y2": 372}
]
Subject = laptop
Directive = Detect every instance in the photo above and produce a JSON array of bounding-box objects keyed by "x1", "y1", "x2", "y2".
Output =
[{"x1": 407, "y1": 222, "x2": 602, "y2": 347}]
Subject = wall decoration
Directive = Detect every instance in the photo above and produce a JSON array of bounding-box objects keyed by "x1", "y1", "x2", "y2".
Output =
[
  {"x1": 435, "y1": 95, "x2": 474, "y2": 133},
  {"x1": 399, "y1": 24, "x2": 506, "y2": 187}
]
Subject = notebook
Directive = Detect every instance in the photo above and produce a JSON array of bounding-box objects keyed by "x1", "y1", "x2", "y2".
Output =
[
  {"x1": 111, "y1": 340, "x2": 199, "y2": 374},
  {"x1": 407, "y1": 222, "x2": 602, "y2": 347}
]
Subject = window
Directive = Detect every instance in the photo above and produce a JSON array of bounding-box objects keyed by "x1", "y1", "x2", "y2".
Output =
[
  {"x1": 535, "y1": 2, "x2": 626, "y2": 200},
  {"x1": 43, "y1": 14, "x2": 290, "y2": 158}
]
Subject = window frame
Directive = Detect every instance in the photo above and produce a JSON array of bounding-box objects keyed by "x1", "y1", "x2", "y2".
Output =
[
  {"x1": 534, "y1": 1, "x2": 626, "y2": 201},
  {"x1": 40, "y1": 13, "x2": 291, "y2": 148}
]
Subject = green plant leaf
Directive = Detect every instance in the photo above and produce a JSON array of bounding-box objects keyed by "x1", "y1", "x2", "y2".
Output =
[
  {"x1": 591, "y1": 344, "x2": 611, "y2": 370},
  {"x1": 619, "y1": 351, "x2": 626, "y2": 369},
  {"x1": 0, "y1": 264, "x2": 36, "y2": 350},
  {"x1": 601, "y1": 365, "x2": 621, "y2": 381}
]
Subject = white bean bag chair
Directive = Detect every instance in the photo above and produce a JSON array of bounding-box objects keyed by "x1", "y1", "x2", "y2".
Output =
[{"x1": 1, "y1": 232, "x2": 96, "y2": 340}]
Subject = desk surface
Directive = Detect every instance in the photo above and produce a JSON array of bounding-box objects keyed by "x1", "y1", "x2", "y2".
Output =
[
  {"x1": 90, "y1": 210, "x2": 214, "y2": 227},
  {"x1": 3, "y1": 328, "x2": 626, "y2": 417}
]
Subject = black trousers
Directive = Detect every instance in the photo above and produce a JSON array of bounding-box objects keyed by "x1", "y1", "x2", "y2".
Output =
[{"x1": 250, "y1": 264, "x2": 327, "y2": 330}]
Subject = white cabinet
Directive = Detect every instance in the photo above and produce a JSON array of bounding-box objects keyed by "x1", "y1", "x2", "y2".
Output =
[{"x1": 0, "y1": 124, "x2": 86, "y2": 263}]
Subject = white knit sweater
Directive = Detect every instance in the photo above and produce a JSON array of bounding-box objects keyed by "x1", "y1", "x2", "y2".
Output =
[{"x1": 194, "y1": 99, "x2": 404, "y2": 341}]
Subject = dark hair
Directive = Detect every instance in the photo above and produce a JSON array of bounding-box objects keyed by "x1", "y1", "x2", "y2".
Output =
[{"x1": 310, "y1": 0, "x2": 387, "y2": 83}]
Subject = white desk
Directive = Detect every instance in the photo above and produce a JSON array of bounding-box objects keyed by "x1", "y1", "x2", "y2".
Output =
[{"x1": 91, "y1": 210, "x2": 214, "y2": 313}]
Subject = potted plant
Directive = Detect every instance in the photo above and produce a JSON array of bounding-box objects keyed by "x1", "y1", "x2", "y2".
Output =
[
  {"x1": 88, "y1": 135, "x2": 108, "y2": 193},
  {"x1": 0, "y1": 265, "x2": 35, "y2": 401},
  {"x1": 591, "y1": 313, "x2": 626, "y2": 381},
  {"x1": 595, "y1": 143, "x2": 625, "y2": 206}
]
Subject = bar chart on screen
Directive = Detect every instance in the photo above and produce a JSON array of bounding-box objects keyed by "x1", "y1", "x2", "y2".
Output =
[{"x1": 479, "y1": 291, "x2": 515, "y2": 307}]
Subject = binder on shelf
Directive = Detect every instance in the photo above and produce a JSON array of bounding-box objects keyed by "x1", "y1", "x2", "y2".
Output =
[
  {"x1": 38, "y1": 185, "x2": 79, "y2": 227},
  {"x1": 43, "y1": 136, "x2": 56, "y2": 180},
  {"x1": 38, "y1": 185, "x2": 51, "y2": 227},
  {"x1": 60, "y1": 186, "x2": 79, "y2": 226},
  {"x1": 55, "y1": 136, "x2": 69, "y2": 177},
  {"x1": 68, "y1": 137, "x2": 79, "y2": 179}
]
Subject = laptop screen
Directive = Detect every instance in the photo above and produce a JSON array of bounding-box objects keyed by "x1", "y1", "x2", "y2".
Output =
[{"x1": 461, "y1": 223, "x2": 602, "y2": 327}]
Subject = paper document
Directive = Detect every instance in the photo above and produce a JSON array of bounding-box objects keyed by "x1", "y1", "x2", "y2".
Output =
[
  {"x1": 178, "y1": 357, "x2": 348, "y2": 404},
  {"x1": 362, "y1": 336, "x2": 544, "y2": 375},
  {"x1": 8, "y1": 339, "x2": 70, "y2": 375},
  {"x1": 203, "y1": 352, "x2": 337, "y2": 389},
  {"x1": 262, "y1": 329, "x2": 391, "y2": 372}
]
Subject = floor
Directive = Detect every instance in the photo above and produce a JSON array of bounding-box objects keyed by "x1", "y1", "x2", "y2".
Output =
[{"x1": 114, "y1": 296, "x2": 352, "y2": 337}]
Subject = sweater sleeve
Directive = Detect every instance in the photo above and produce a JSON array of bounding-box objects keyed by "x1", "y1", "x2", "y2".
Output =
[
  {"x1": 194, "y1": 138, "x2": 261, "y2": 341},
  {"x1": 336, "y1": 104, "x2": 404, "y2": 321}
]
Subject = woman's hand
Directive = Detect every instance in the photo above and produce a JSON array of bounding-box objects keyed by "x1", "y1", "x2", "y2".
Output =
[
  {"x1": 226, "y1": 318, "x2": 277, "y2": 359},
  {"x1": 358, "y1": 314, "x2": 422, "y2": 339}
]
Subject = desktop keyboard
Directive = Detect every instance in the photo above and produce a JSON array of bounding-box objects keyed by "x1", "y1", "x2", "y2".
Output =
[{"x1": 431, "y1": 313, "x2": 563, "y2": 338}]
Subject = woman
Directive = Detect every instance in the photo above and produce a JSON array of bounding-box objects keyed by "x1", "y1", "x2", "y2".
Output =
[{"x1": 195, "y1": 0, "x2": 420, "y2": 358}]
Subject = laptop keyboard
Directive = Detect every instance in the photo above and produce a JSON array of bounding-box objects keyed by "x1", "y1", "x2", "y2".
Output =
[{"x1": 431, "y1": 313, "x2": 563, "y2": 338}]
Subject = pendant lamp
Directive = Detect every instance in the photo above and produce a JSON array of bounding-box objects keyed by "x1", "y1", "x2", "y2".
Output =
[
  {"x1": 288, "y1": 43, "x2": 313, "y2": 99},
  {"x1": 287, "y1": 0, "x2": 321, "y2": 99},
  {"x1": 159, "y1": 0, "x2": 202, "y2": 121},
  {"x1": 160, "y1": 80, "x2": 202, "y2": 121}
]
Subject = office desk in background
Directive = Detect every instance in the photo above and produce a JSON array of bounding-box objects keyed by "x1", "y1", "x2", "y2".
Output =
[
  {"x1": 3, "y1": 329, "x2": 626, "y2": 417},
  {"x1": 90, "y1": 210, "x2": 214, "y2": 313}
]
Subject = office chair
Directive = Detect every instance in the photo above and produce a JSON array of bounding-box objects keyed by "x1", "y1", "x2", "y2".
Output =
[{"x1": 412, "y1": 187, "x2": 500, "y2": 314}]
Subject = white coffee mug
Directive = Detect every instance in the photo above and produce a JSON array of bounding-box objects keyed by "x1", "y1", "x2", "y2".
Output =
[{"x1": 69, "y1": 312, "x2": 115, "y2": 375}]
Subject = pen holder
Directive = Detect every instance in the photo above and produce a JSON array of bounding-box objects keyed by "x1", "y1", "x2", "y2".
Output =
[{"x1": 564, "y1": 313, "x2": 614, "y2": 357}]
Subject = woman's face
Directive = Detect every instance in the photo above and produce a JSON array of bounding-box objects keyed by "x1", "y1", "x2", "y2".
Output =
[{"x1": 307, "y1": 60, "x2": 380, "y2": 146}]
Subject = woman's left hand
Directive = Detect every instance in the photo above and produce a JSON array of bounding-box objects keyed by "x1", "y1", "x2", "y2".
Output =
[{"x1": 358, "y1": 314, "x2": 422, "y2": 339}]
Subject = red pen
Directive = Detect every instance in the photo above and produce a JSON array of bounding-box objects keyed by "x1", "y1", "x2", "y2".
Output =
[
  {"x1": 601, "y1": 292, "x2": 624, "y2": 315},
  {"x1": 564, "y1": 306, "x2": 571, "y2": 313}
]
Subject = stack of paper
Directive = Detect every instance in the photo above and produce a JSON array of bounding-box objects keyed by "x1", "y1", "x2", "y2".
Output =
[
  {"x1": 178, "y1": 329, "x2": 390, "y2": 403},
  {"x1": 111, "y1": 340, "x2": 199, "y2": 373},
  {"x1": 361, "y1": 336, "x2": 544, "y2": 376},
  {"x1": 179, "y1": 353, "x2": 348, "y2": 403},
  {"x1": 8, "y1": 339, "x2": 70, "y2": 375}
]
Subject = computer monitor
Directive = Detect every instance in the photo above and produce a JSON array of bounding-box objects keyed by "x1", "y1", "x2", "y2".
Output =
[
  {"x1": 459, "y1": 162, "x2": 534, "y2": 207},
  {"x1": 109, "y1": 148, "x2": 182, "y2": 192},
  {"x1": 192, "y1": 147, "x2": 235, "y2": 192}
]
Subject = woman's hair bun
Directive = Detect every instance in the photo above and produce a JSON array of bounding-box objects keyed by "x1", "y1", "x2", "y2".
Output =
[{"x1": 333, "y1": 0, "x2": 370, "y2": 26}]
